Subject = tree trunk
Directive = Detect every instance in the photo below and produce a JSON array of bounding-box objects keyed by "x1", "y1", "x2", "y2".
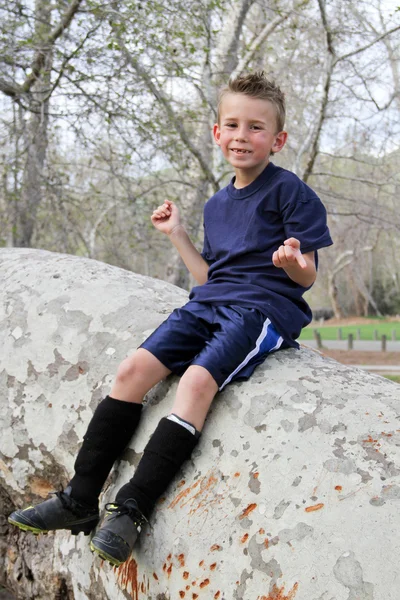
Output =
[
  {"x1": 16, "y1": 0, "x2": 52, "y2": 247},
  {"x1": 328, "y1": 271, "x2": 343, "y2": 319}
]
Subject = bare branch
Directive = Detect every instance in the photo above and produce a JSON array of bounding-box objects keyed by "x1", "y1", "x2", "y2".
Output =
[
  {"x1": 311, "y1": 172, "x2": 389, "y2": 187},
  {"x1": 218, "y1": 0, "x2": 255, "y2": 76},
  {"x1": 21, "y1": 0, "x2": 84, "y2": 94},
  {"x1": 334, "y1": 25, "x2": 400, "y2": 66},
  {"x1": 230, "y1": 11, "x2": 292, "y2": 79},
  {"x1": 317, "y1": 0, "x2": 335, "y2": 56},
  {"x1": 0, "y1": 77, "x2": 22, "y2": 98},
  {"x1": 119, "y1": 43, "x2": 219, "y2": 192},
  {"x1": 43, "y1": 24, "x2": 101, "y2": 102},
  {"x1": 301, "y1": 0, "x2": 334, "y2": 182}
]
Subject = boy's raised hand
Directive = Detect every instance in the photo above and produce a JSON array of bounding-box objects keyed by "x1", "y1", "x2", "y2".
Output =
[
  {"x1": 151, "y1": 200, "x2": 181, "y2": 235},
  {"x1": 272, "y1": 237, "x2": 307, "y2": 270}
]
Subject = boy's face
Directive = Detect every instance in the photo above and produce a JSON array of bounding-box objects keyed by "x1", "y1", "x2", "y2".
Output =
[{"x1": 213, "y1": 93, "x2": 287, "y2": 183}]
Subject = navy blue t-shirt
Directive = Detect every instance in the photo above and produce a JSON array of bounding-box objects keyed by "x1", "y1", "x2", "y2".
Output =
[{"x1": 189, "y1": 162, "x2": 333, "y2": 347}]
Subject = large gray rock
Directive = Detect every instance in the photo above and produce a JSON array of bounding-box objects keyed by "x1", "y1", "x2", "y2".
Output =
[{"x1": 0, "y1": 248, "x2": 399, "y2": 600}]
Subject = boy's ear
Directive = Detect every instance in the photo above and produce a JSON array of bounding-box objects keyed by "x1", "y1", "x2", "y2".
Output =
[
  {"x1": 272, "y1": 130, "x2": 288, "y2": 154},
  {"x1": 213, "y1": 123, "x2": 221, "y2": 146}
]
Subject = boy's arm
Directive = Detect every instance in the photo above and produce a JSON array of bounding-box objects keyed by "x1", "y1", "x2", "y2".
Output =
[
  {"x1": 151, "y1": 200, "x2": 209, "y2": 285},
  {"x1": 272, "y1": 237, "x2": 316, "y2": 287}
]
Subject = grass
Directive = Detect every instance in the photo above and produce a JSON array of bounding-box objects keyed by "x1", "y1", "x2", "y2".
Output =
[
  {"x1": 299, "y1": 322, "x2": 400, "y2": 341},
  {"x1": 383, "y1": 374, "x2": 400, "y2": 384}
]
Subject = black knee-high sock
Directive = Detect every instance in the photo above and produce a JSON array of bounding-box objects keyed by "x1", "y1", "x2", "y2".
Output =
[
  {"x1": 115, "y1": 416, "x2": 200, "y2": 519},
  {"x1": 69, "y1": 396, "x2": 142, "y2": 506}
]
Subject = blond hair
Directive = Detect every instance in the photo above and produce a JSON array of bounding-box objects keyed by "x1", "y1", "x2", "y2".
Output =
[{"x1": 218, "y1": 71, "x2": 286, "y2": 132}]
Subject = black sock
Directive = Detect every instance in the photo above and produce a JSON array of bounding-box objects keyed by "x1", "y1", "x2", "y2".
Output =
[
  {"x1": 115, "y1": 416, "x2": 200, "y2": 519},
  {"x1": 69, "y1": 396, "x2": 142, "y2": 506}
]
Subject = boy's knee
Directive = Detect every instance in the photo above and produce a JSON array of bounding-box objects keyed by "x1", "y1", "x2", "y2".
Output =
[
  {"x1": 180, "y1": 366, "x2": 218, "y2": 398},
  {"x1": 115, "y1": 353, "x2": 144, "y2": 385}
]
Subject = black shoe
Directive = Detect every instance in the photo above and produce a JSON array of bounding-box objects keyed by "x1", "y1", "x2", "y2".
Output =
[
  {"x1": 8, "y1": 486, "x2": 99, "y2": 536},
  {"x1": 90, "y1": 499, "x2": 147, "y2": 566}
]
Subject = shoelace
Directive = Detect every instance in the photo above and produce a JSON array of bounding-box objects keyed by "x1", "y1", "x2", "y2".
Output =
[
  {"x1": 105, "y1": 502, "x2": 148, "y2": 528},
  {"x1": 53, "y1": 489, "x2": 81, "y2": 516},
  {"x1": 52, "y1": 487, "x2": 96, "y2": 517}
]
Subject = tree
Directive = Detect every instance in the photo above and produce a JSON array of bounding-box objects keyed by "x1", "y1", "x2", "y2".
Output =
[
  {"x1": 0, "y1": 0, "x2": 84, "y2": 246},
  {"x1": 0, "y1": 0, "x2": 399, "y2": 318}
]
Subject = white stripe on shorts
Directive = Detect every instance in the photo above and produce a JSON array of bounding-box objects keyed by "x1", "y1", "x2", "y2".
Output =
[{"x1": 219, "y1": 318, "x2": 283, "y2": 391}]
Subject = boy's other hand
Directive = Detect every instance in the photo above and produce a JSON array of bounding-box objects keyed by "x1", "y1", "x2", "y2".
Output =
[
  {"x1": 151, "y1": 200, "x2": 182, "y2": 235},
  {"x1": 272, "y1": 237, "x2": 307, "y2": 270}
]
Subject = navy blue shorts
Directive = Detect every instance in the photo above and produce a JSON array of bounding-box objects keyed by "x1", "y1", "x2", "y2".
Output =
[{"x1": 140, "y1": 301, "x2": 285, "y2": 390}]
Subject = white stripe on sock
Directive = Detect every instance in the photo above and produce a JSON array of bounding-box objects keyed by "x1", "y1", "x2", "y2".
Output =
[{"x1": 167, "y1": 414, "x2": 196, "y2": 436}]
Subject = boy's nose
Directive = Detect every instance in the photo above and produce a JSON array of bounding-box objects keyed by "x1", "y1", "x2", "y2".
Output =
[{"x1": 234, "y1": 129, "x2": 248, "y2": 141}]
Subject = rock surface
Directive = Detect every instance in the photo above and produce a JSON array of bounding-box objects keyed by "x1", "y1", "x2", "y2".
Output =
[{"x1": 0, "y1": 248, "x2": 399, "y2": 600}]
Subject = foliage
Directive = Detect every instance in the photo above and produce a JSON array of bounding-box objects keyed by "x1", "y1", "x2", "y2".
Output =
[{"x1": 0, "y1": 0, "x2": 399, "y2": 312}]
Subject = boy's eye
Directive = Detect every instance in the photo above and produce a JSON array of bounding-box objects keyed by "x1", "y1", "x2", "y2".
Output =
[
  {"x1": 226, "y1": 123, "x2": 237, "y2": 128},
  {"x1": 251, "y1": 125, "x2": 261, "y2": 130}
]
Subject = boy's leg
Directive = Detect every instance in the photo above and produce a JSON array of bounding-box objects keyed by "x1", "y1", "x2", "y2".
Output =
[
  {"x1": 90, "y1": 365, "x2": 218, "y2": 565},
  {"x1": 168, "y1": 365, "x2": 219, "y2": 430},
  {"x1": 116, "y1": 364, "x2": 217, "y2": 508},
  {"x1": 90, "y1": 305, "x2": 280, "y2": 565},
  {"x1": 70, "y1": 349, "x2": 171, "y2": 506},
  {"x1": 8, "y1": 349, "x2": 170, "y2": 536}
]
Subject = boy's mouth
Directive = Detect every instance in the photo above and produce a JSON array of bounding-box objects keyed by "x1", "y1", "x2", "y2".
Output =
[{"x1": 230, "y1": 148, "x2": 251, "y2": 154}]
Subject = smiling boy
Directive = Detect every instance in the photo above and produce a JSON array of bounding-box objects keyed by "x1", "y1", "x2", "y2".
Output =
[{"x1": 9, "y1": 72, "x2": 332, "y2": 567}]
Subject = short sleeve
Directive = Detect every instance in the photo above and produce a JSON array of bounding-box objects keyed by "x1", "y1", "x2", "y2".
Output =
[
  {"x1": 201, "y1": 226, "x2": 216, "y2": 266},
  {"x1": 280, "y1": 182, "x2": 333, "y2": 254}
]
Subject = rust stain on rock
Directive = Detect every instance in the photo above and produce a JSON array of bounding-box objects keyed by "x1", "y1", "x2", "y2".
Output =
[
  {"x1": 258, "y1": 582, "x2": 299, "y2": 599},
  {"x1": 116, "y1": 557, "x2": 139, "y2": 600},
  {"x1": 199, "y1": 579, "x2": 210, "y2": 588},
  {"x1": 210, "y1": 544, "x2": 221, "y2": 551},
  {"x1": 362, "y1": 436, "x2": 378, "y2": 444},
  {"x1": 183, "y1": 571, "x2": 189, "y2": 580},
  {"x1": 239, "y1": 503, "x2": 257, "y2": 519},
  {"x1": 179, "y1": 592, "x2": 186, "y2": 598},
  {"x1": 241, "y1": 533, "x2": 249, "y2": 544},
  {"x1": 305, "y1": 503, "x2": 324, "y2": 513},
  {"x1": 169, "y1": 480, "x2": 200, "y2": 509},
  {"x1": 335, "y1": 485, "x2": 342, "y2": 491},
  {"x1": 169, "y1": 471, "x2": 220, "y2": 517},
  {"x1": 178, "y1": 553, "x2": 185, "y2": 567}
]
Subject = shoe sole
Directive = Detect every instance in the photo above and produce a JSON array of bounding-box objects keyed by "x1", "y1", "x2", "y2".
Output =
[
  {"x1": 8, "y1": 517, "x2": 47, "y2": 535},
  {"x1": 8, "y1": 516, "x2": 97, "y2": 536},
  {"x1": 90, "y1": 540, "x2": 124, "y2": 566}
]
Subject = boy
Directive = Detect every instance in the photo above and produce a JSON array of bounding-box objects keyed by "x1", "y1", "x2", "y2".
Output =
[{"x1": 8, "y1": 72, "x2": 332, "y2": 566}]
